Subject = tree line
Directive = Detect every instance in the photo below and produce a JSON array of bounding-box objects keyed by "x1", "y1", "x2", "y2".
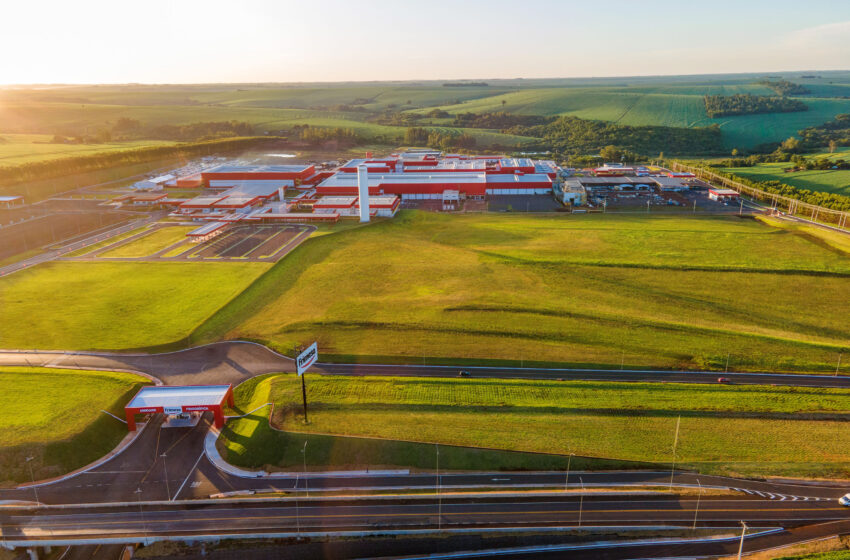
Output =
[
  {"x1": 758, "y1": 79, "x2": 810, "y2": 96},
  {"x1": 704, "y1": 94, "x2": 807, "y2": 118},
  {"x1": 451, "y1": 111, "x2": 554, "y2": 129},
  {"x1": 51, "y1": 119, "x2": 256, "y2": 144},
  {"x1": 403, "y1": 127, "x2": 477, "y2": 150},
  {"x1": 504, "y1": 116, "x2": 724, "y2": 155}
]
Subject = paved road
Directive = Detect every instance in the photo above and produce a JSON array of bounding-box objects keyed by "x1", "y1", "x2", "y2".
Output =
[
  {"x1": 3, "y1": 494, "x2": 848, "y2": 544},
  {"x1": 2, "y1": 341, "x2": 850, "y2": 388}
]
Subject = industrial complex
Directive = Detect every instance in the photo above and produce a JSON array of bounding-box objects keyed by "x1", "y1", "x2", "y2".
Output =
[{"x1": 110, "y1": 149, "x2": 709, "y2": 243}]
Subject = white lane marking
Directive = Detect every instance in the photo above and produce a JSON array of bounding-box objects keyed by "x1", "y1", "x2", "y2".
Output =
[{"x1": 172, "y1": 451, "x2": 205, "y2": 501}]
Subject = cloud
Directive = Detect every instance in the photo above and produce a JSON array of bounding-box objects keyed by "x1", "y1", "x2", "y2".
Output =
[{"x1": 785, "y1": 20, "x2": 850, "y2": 53}]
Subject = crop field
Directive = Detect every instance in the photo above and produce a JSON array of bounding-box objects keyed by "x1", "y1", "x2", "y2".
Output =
[
  {"x1": 0, "y1": 261, "x2": 269, "y2": 350},
  {"x1": 410, "y1": 87, "x2": 850, "y2": 149},
  {"x1": 0, "y1": 134, "x2": 175, "y2": 166},
  {"x1": 720, "y1": 148, "x2": 850, "y2": 196},
  {"x1": 199, "y1": 211, "x2": 850, "y2": 373},
  {"x1": 98, "y1": 225, "x2": 196, "y2": 258},
  {"x1": 0, "y1": 366, "x2": 149, "y2": 484},
  {"x1": 219, "y1": 374, "x2": 850, "y2": 478}
]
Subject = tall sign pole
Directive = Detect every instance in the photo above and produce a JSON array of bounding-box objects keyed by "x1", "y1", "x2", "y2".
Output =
[{"x1": 296, "y1": 342, "x2": 318, "y2": 424}]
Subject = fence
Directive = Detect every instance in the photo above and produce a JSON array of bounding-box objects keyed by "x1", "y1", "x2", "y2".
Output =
[{"x1": 669, "y1": 161, "x2": 850, "y2": 231}]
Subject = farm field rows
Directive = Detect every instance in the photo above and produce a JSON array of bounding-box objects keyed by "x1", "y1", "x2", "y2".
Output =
[
  {"x1": 219, "y1": 373, "x2": 850, "y2": 478},
  {"x1": 199, "y1": 211, "x2": 850, "y2": 373},
  {"x1": 0, "y1": 366, "x2": 149, "y2": 484},
  {"x1": 0, "y1": 261, "x2": 270, "y2": 350}
]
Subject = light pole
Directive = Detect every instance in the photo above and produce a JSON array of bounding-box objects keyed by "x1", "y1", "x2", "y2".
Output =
[
  {"x1": 161, "y1": 453, "x2": 170, "y2": 501},
  {"x1": 294, "y1": 474, "x2": 300, "y2": 535},
  {"x1": 302, "y1": 441, "x2": 309, "y2": 498},
  {"x1": 436, "y1": 443, "x2": 442, "y2": 531},
  {"x1": 837, "y1": 353, "x2": 843, "y2": 377},
  {"x1": 578, "y1": 476, "x2": 584, "y2": 528},
  {"x1": 25, "y1": 457, "x2": 39, "y2": 504},
  {"x1": 737, "y1": 521, "x2": 748, "y2": 560},
  {"x1": 669, "y1": 415, "x2": 681, "y2": 491},
  {"x1": 135, "y1": 488, "x2": 147, "y2": 543},
  {"x1": 565, "y1": 452, "x2": 574, "y2": 491},
  {"x1": 692, "y1": 478, "x2": 702, "y2": 530}
]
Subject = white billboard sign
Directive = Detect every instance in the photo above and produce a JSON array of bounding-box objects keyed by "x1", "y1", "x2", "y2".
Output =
[
  {"x1": 163, "y1": 406, "x2": 182, "y2": 415},
  {"x1": 297, "y1": 342, "x2": 318, "y2": 376}
]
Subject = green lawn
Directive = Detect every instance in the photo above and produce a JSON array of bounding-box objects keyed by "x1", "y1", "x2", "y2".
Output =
[
  {"x1": 0, "y1": 261, "x2": 269, "y2": 350},
  {"x1": 0, "y1": 367, "x2": 149, "y2": 485},
  {"x1": 99, "y1": 226, "x2": 196, "y2": 258},
  {"x1": 66, "y1": 225, "x2": 152, "y2": 257},
  {"x1": 219, "y1": 373, "x2": 850, "y2": 479},
  {"x1": 198, "y1": 211, "x2": 850, "y2": 373},
  {"x1": 721, "y1": 148, "x2": 850, "y2": 197}
]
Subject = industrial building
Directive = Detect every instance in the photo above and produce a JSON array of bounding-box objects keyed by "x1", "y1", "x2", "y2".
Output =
[
  {"x1": 0, "y1": 195, "x2": 24, "y2": 209},
  {"x1": 708, "y1": 188, "x2": 740, "y2": 202}
]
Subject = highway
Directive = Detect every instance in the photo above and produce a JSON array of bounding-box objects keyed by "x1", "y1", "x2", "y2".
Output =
[{"x1": 2, "y1": 495, "x2": 848, "y2": 543}]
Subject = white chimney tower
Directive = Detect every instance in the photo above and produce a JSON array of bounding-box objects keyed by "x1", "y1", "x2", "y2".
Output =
[{"x1": 357, "y1": 165, "x2": 370, "y2": 222}]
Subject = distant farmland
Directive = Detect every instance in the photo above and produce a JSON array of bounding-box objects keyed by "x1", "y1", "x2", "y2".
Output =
[
  {"x1": 720, "y1": 147, "x2": 850, "y2": 197},
  {"x1": 3, "y1": 75, "x2": 850, "y2": 155}
]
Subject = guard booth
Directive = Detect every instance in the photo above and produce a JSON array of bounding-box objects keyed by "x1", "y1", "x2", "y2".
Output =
[{"x1": 124, "y1": 385, "x2": 235, "y2": 430}]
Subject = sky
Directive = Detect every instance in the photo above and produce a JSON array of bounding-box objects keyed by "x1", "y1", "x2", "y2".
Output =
[{"x1": 3, "y1": 0, "x2": 850, "y2": 84}]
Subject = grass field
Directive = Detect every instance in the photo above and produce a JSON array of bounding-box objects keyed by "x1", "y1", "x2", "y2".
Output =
[
  {"x1": 0, "y1": 261, "x2": 269, "y2": 350},
  {"x1": 218, "y1": 373, "x2": 850, "y2": 478},
  {"x1": 198, "y1": 211, "x2": 850, "y2": 373},
  {"x1": 721, "y1": 148, "x2": 850, "y2": 196},
  {"x1": 99, "y1": 226, "x2": 196, "y2": 258},
  {"x1": 0, "y1": 366, "x2": 149, "y2": 484},
  {"x1": 0, "y1": 134, "x2": 176, "y2": 166},
  {"x1": 66, "y1": 225, "x2": 151, "y2": 257}
]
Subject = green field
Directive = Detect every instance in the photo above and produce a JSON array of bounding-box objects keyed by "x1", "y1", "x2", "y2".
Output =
[
  {"x1": 0, "y1": 367, "x2": 149, "y2": 484},
  {"x1": 721, "y1": 148, "x2": 850, "y2": 196},
  {"x1": 0, "y1": 134, "x2": 176, "y2": 166},
  {"x1": 218, "y1": 373, "x2": 850, "y2": 478},
  {"x1": 99, "y1": 226, "x2": 196, "y2": 258},
  {"x1": 0, "y1": 261, "x2": 269, "y2": 350},
  {"x1": 5, "y1": 78, "x2": 850, "y2": 156},
  {"x1": 197, "y1": 211, "x2": 850, "y2": 373}
]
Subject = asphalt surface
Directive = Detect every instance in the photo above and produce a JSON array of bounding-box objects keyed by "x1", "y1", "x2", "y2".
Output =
[
  {"x1": 2, "y1": 341, "x2": 850, "y2": 388},
  {"x1": 3, "y1": 495, "x2": 848, "y2": 543}
]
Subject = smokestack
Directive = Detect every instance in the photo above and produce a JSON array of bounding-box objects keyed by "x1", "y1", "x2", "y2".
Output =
[
  {"x1": 357, "y1": 165, "x2": 370, "y2": 223},
  {"x1": 278, "y1": 187, "x2": 285, "y2": 201}
]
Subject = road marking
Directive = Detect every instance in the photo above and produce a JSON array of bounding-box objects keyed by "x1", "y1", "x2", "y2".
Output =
[{"x1": 173, "y1": 451, "x2": 205, "y2": 501}]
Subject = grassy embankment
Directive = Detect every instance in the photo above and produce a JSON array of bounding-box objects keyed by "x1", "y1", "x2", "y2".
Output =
[
  {"x1": 0, "y1": 261, "x2": 269, "y2": 350},
  {"x1": 720, "y1": 147, "x2": 850, "y2": 197},
  {"x1": 219, "y1": 373, "x2": 850, "y2": 479},
  {"x1": 0, "y1": 367, "x2": 150, "y2": 485},
  {"x1": 98, "y1": 226, "x2": 196, "y2": 258},
  {"x1": 197, "y1": 211, "x2": 850, "y2": 374}
]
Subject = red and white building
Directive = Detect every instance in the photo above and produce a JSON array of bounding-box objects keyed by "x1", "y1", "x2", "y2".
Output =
[
  {"x1": 708, "y1": 188, "x2": 740, "y2": 202},
  {"x1": 124, "y1": 385, "x2": 235, "y2": 430}
]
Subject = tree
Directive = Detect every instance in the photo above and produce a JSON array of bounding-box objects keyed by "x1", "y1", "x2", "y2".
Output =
[
  {"x1": 599, "y1": 145, "x2": 622, "y2": 161},
  {"x1": 731, "y1": 148, "x2": 739, "y2": 156},
  {"x1": 501, "y1": 99, "x2": 507, "y2": 107},
  {"x1": 781, "y1": 136, "x2": 801, "y2": 152}
]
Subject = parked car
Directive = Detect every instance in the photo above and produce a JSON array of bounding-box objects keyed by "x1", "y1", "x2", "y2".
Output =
[
  {"x1": 717, "y1": 377, "x2": 730, "y2": 383},
  {"x1": 839, "y1": 493, "x2": 850, "y2": 506},
  {"x1": 458, "y1": 370, "x2": 470, "y2": 377}
]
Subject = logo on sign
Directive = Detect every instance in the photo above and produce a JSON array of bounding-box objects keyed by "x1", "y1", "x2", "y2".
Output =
[
  {"x1": 139, "y1": 408, "x2": 158, "y2": 413},
  {"x1": 163, "y1": 406, "x2": 183, "y2": 415},
  {"x1": 184, "y1": 406, "x2": 209, "y2": 411},
  {"x1": 297, "y1": 342, "x2": 318, "y2": 376}
]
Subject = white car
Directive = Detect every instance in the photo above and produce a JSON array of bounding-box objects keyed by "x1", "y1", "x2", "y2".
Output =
[{"x1": 839, "y1": 493, "x2": 850, "y2": 506}]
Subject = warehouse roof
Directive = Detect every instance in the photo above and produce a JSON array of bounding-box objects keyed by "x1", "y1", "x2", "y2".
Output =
[{"x1": 205, "y1": 164, "x2": 313, "y2": 174}]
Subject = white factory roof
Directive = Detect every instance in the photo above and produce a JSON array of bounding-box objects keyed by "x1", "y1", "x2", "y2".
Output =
[
  {"x1": 484, "y1": 173, "x2": 553, "y2": 183},
  {"x1": 147, "y1": 174, "x2": 176, "y2": 184},
  {"x1": 205, "y1": 164, "x2": 312, "y2": 173},
  {"x1": 126, "y1": 385, "x2": 231, "y2": 409},
  {"x1": 315, "y1": 196, "x2": 358, "y2": 207},
  {"x1": 319, "y1": 172, "x2": 487, "y2": 187},
  {"x1": 0, "y1": 195, "x2": 23, "y2": 202}
]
